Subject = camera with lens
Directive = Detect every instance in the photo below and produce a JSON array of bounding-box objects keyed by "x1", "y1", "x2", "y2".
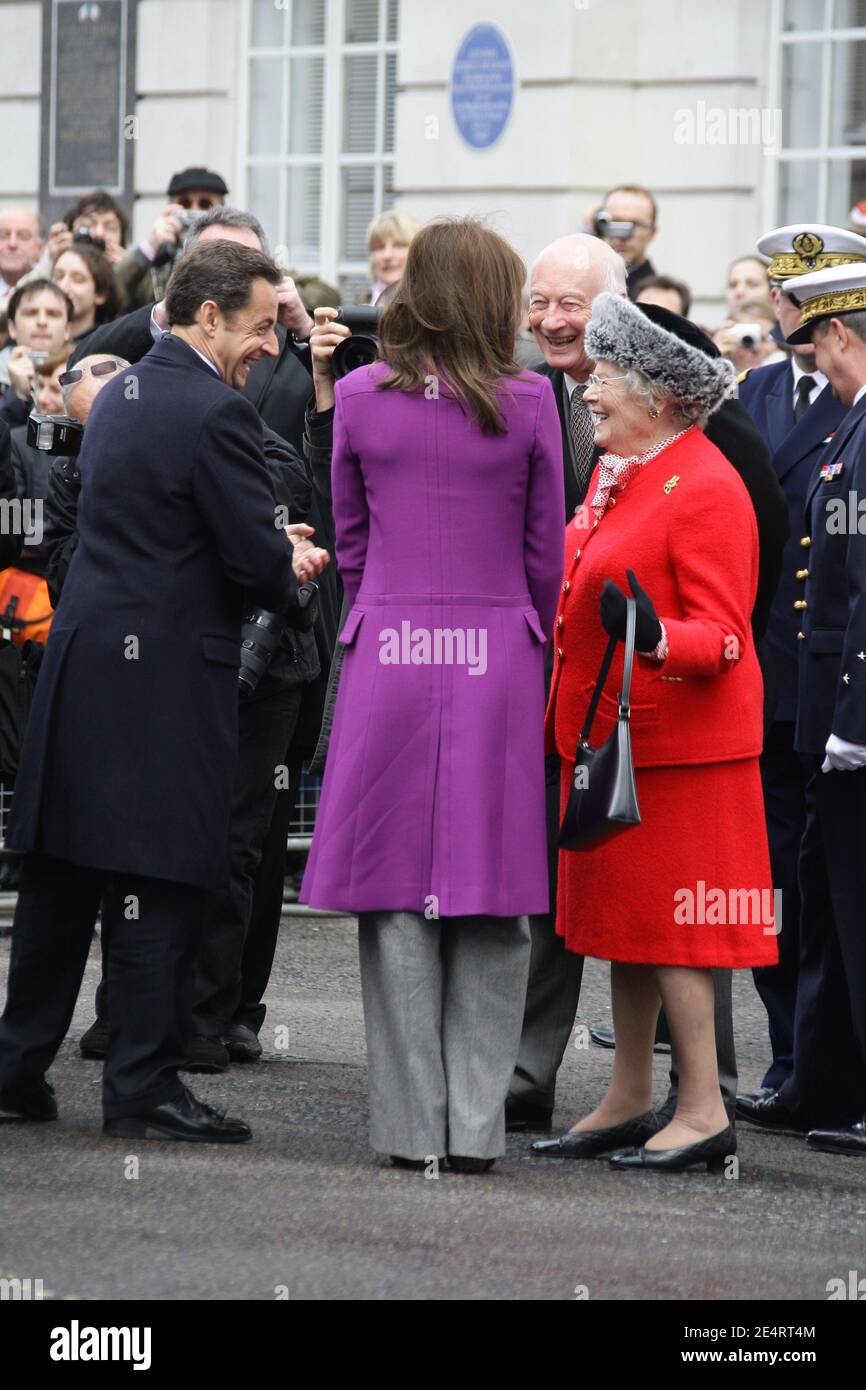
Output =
[
  {"x1": 27, "y1": 412, "x2": 84, "y2": 456},
  {"x1": 331, "y1": 305, "x2": 382, "y2": 379},
  {"x1": 153, "y1": 210, "x2": 203, "y2": 268},
  {"x1": 238, "y1": 580, "x2": 319, "y2": 698},
  {"x1": 730, "y1": 322, "x2": 764, "y2": 350},
  {"x1": 72, "y1": 227, "x2": 107, "y2": 253},
  {"x1": 594, "y1": 210, "x2": 636, "y2": 242}
]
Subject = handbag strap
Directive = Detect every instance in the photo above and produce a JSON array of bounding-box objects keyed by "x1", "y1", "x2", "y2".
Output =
[{"x1": 579, "y1": 597, "x2": 636, "y2": 743}]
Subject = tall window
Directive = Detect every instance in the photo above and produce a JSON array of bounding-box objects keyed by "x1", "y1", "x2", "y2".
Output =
[
  {"x1": 775, "y1": 0, "x2": 866, "y2": 224},
  {"x1": 245, "y1": 0, "x2": 399, "y2": 299}
]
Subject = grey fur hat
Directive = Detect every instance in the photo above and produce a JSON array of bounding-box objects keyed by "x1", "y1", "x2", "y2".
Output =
[{"x1": 584, "y1": 292, "x2": 735, "y2": 414}]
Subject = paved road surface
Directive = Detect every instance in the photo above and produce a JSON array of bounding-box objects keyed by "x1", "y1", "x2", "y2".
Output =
[{"x1": 1, "y1": 919, "x2": 864, "y2": 1301}]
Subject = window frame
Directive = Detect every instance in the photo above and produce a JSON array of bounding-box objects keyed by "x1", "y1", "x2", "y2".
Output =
[
  {"x1": 240, "y1": 0, "x2": 399, "y2": 292},
  {"x1": 771, "y1": 0, "x2": 866, "y2": 224}
]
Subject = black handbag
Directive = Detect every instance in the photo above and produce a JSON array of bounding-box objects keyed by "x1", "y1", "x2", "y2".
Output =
[{"x1": 558, "y1": 596, "x2": 641, "y2": 851}]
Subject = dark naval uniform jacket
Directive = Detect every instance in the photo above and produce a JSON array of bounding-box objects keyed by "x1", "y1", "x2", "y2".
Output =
[
  {"x1": 5, "y1": 334, "x2": 298, "y2": 888},
  {"x1": 795, "y1": 389, "x2": 866, "y2": 756},
  {"x1": 739, "y1": 359, "x2": 846, "y2": 721}
]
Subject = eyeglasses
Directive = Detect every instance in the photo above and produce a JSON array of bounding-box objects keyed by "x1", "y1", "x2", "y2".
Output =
[
  {"x1": 585, "y1": 373, "x2": 629, "y2": 391},
  {"x1": 59, "y1": 360, "x2": 124, "y2": 388}
]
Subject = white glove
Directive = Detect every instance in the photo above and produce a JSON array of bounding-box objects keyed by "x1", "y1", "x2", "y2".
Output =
[{"x1": 821, "y1": 733, "x2": 866, "y2": 773}]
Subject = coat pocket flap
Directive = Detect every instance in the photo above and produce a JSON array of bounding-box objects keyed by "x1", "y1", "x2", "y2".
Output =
[
  {"x1": 201, "y1": 633, "x2": 240, "y2": 667},
  {"x1": 523, "y1": 608, "x2": 548, "y2": 644},
  {"x1": 338, "y1": 607, "x2": 366, "y2": 646},
  {"x1": 809, "y1": 627, "x2": 844, "y2": 655}
]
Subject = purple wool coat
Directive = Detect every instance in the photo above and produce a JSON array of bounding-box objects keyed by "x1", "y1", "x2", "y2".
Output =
[{"x1": 300, "y1": 361, "x2": 565, "y2": 917}]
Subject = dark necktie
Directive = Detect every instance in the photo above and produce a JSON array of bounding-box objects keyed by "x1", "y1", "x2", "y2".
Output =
[
  {"x1": 795, "y1": 375, "x2": 815, "y2": 422},
  {"x1": 569, "y1": 381, "x2": 597, "y2": 502}
]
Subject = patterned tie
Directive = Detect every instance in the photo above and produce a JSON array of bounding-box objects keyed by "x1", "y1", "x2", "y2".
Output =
[
  {"x1": 569, "y1": 382, "x2": 597, "y2": 502},
  {"x1": 795, "y1": 375, "x2": 815, "y2": 422}
]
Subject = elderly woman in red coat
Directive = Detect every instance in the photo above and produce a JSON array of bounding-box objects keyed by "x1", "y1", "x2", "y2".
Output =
[{"x1": 533, "y1": 292, "x2": 778, "y2": 1174}]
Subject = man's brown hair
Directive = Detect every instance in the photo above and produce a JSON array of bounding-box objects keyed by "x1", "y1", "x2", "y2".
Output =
[
  {"x1": 376, "y1": 217, "x2": 526, "y2": 434},
  {"x1": 603, "y1": 184, "x2": 658, "y2": 227}
]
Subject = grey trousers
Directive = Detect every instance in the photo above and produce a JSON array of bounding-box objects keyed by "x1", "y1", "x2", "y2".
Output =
[{"x1": 357, "y1": 911, "x2": 531, "y2": 1160}]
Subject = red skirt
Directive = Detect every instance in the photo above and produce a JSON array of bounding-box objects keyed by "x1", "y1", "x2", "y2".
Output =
[{"x1": 556, "y1": 758, "x2": 779, "y2": 968}]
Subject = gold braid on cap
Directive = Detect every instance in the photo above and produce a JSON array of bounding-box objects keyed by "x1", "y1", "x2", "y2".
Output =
[
  {"x1": 800, "y1": 286, "x2": 866, "y2": 324},
  {"x1": 769, "y1": 233, "x2": 866, "y2": 279}
]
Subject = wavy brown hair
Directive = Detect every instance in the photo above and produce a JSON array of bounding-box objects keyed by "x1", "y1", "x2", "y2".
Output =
[{"x1": 376, "y1": 218, "x2": 526, "y2": 434}]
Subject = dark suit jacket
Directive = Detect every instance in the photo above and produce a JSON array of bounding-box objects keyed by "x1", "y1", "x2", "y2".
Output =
[
  {"x1": 70, "y1": 306, "x2": 314, "y2": 457},
  {"x1": 533, "y1": 362, "x2": 600, "y2": 518},
  {"x1": 0, "y1": 420, "x2": 24, "y2": 571},
  {"x1": 739, "y1": 361, "x2": 846, "y2": 721},
  {"x1": 71, "y1": 306, "x2": 338, "y2": 696},
  {"x1": 796, "y1": 391, "x2": 866, "y2": 755},
  {"x1": 6, "y1": 335, "x2": 297, "y2": 887},
  {"x1": 703, "y1": 398, "x2": 788, "y2": 643},
  {"x1": 9, "y1": 428, "x2": 53, "y2": 577}
]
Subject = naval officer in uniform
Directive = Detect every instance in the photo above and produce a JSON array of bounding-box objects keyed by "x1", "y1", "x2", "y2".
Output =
[
  {"x1": 744, "y1": 261, "x2": 866, "y2": 1153},
  {"x1": 736, "y1": 226, "x2": 866, "y2": 1112}
]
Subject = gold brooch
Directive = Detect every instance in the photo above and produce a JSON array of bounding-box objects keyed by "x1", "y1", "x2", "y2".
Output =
[{"x1": 663, "y1": 475, "x2": 680, "y2": 494}]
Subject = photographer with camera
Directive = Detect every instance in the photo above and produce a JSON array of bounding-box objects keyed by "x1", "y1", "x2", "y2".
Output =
[
  {"x1": 588, "y1": 184, "x2": 658, "y2": 300},
  {"x1": 713, "y1": 301, "x2": 785, "y2": 374},
  {"x1": 0, "y1": 280, "x2": 73, "y2": 428},
  {"x1": 41, "y1": 192, "x2": 129, "y2": 270},
  {"x1": 113, "y1": 167, "x2": 229, "y2": 311}
]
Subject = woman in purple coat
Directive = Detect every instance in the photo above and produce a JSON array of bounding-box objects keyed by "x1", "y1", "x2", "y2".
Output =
[{"x1": 302, "y1": 220, "x2": 565, "y2": 1172}]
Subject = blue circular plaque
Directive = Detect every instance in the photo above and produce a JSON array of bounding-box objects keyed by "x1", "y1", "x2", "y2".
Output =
[{"x1": 451, "y1": 23, "x2": 514, "y2": 151}]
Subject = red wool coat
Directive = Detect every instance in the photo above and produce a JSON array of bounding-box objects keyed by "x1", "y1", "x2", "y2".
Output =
[{"x1": 546, "y1": 427, "x2": 778, "y2": 968}]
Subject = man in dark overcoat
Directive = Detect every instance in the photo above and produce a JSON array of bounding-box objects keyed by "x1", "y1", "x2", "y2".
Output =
[{"x1": 0, "y1": 240, "x2": 327, "y2": 1142}]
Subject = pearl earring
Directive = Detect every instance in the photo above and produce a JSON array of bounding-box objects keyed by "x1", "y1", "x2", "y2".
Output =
[{"x1": 649, "y1": 406, "x2": 660, "y2": 418}]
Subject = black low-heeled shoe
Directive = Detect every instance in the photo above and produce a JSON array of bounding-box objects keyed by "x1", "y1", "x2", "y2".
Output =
[
  {"x1": 448, "y1": 1155, "x2": 495, "y2": 1174},
  {"x1": 531, "y1": 1109, "x2": 660, "y2": 1159},
  {"x1": 390, "y1": 1155, "x2": 444, "y2": 1170},
  {"x1": 608, "y1": 1124, "x2": 736, "y2": 1173}
]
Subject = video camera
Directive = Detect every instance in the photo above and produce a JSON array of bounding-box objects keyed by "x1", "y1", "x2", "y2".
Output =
[
  {"x1": 594, "y1": 210, "x2": 637, "y2": 242},
  {"x1": 332, "y1": 305, "x2": 382, "y2": 379}
]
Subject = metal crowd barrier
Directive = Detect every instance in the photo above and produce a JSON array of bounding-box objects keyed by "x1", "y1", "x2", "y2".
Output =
[{"x1": 0, "y1": 772, "x2": 349, "y2": 927}]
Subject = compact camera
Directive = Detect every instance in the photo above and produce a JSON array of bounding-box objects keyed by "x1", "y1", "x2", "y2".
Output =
[{"x1": 73, "y1": 227, "x2": 107, "y2": 253}]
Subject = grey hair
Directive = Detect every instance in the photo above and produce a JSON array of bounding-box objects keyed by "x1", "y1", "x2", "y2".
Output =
[
  {"x1": 184, "y1": 205, "x2": 269, "y2": 255},
  {"x1": 623, "y1": 367, "x2": 709, "y2": 430},
  {"x1": 814, "y1": 309, "x2": 866, "y2": 344}
]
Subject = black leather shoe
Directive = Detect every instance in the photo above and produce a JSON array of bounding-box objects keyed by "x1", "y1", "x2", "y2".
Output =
[
  {"x1": 589, "y1": 1026, "x2": 616, "y2": 1049},
  {"x1": 532, "y1": 1109, "x2": 660, "y2": 1158},
  {"x1": 448, "y1": 1155, "x2": 495, "y2": 1173},
  {"x1": 505, "y1": 1099, "x2": 553, "y2": 1133},
  {"x1": 735, "y1": 1090, "x2": 806, "y2": 1134},
  {"x1": 79, "y1": 1018, "x2": 108, "y2": 1060},
  {"x1": 806, "y1": 1120, "x2": 866, "y2": 1156},
  {"x1": 224, "y1": 1023, "x2": 262, "y2": 1063},
  {"x1": 609, "y1": 1124, "x2": 736, "y2": 1173},
  {"x1": 181, "y1": 1035, "x2": 229, "y2": 1074},
  {"x1": 0, "y1": 1079, "x2": 57, "y2": 1121},
  {"x1": 102, "y1": 1086, "x2": 251, "y2": 1143}
]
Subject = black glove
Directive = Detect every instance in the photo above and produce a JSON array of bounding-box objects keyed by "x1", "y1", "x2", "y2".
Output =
[{"x1": 599, "y1": 569, "x2": 662, "y2": 650}]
